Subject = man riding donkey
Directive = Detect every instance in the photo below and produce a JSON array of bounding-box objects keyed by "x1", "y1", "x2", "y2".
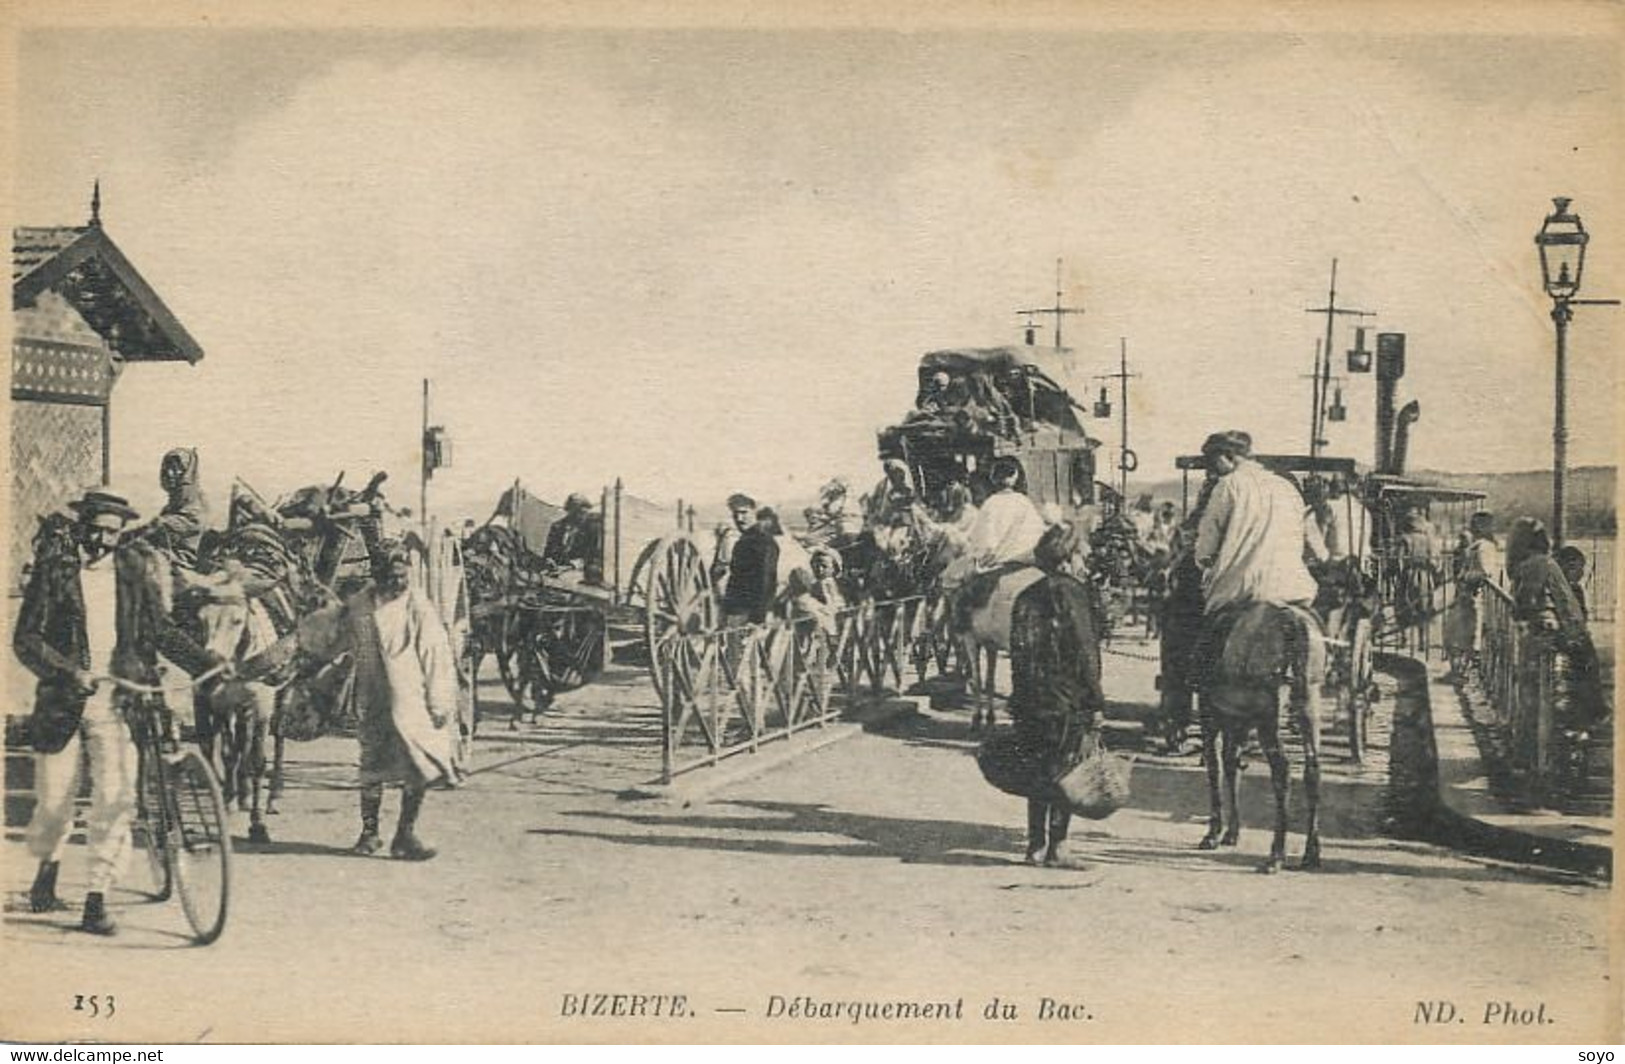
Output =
[
  {"x1": 1191, "y1": 430, "x2": 1330, "y2": 872},
  {"x1": 17, "y1": 488, "x2": 231, "y2": 934},
  {"x1": 942, "y1": 457, "x2": 1054, "y2": 730}
]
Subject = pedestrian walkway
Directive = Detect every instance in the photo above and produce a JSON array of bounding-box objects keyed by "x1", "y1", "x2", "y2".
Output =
[{"x1": 1417, "y1": 655, "x2": 1612, "y2": 879}]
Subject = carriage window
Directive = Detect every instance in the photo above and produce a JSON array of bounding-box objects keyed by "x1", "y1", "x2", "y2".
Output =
[{"x1": 1070, "y1": 453, "x2": 1095, "y2": 506}]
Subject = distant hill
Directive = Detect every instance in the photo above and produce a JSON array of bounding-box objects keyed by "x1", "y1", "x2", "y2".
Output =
[
  {"x1": 1131, "y1": 466, "x2": 1616, "y2": 537},
  {"x1": 1409, "y1": 466, "x2": 1616, "y2": 537}
]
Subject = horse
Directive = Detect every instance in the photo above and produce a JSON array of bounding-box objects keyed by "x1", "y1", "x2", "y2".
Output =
[{"x1": 1195, "y1": 602, "x2": 1327, "y2": 873}]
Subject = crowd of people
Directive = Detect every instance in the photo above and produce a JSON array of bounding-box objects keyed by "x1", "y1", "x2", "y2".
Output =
[{"x1": 14, "y1": 433, "x2": 1612, "y2": 916}]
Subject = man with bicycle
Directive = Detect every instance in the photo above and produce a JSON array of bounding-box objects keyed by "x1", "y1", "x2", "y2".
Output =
[{"x1": 15, "y1": 488, "x2": 226, "y2": 935}]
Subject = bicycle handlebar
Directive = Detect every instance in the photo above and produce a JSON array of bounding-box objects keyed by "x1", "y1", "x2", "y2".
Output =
[{"x1": 90, "y1": 663, "x2": 229, "y2": 696}]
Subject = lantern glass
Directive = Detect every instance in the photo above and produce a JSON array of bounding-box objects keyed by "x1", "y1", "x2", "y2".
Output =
[
  {"x1": 1536, "y1": 197, "x2": 1588, "y2": 301},
  {"x1": 1347, "y1": 348, "x2": 1371, "y2": 374},
  {"x1": 1328, "y1": 386, "x2": 1347, "y2": 422}
]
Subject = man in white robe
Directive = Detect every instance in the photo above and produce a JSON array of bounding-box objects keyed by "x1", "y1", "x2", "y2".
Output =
[{"x1": 300, "y1": 538, "x2": 461, "y2": 861}]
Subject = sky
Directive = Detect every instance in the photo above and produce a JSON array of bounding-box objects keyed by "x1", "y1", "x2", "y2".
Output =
[{"x1": 12, "y1": 13, "x2": 1622, "y2": 524}]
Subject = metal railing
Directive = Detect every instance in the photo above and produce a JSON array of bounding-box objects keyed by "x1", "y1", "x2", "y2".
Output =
[
  {"x1": 1475, "y1": 583, "x2": 1560, "y2": 799},
  {"x1": 655, "y1": 595, "x2": 928, "y2": 782}
]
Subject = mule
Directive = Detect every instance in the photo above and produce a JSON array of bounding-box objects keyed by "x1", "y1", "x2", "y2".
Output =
[{"x1": 1196, "y1": 602, "x2": 1327, "y2": 873}]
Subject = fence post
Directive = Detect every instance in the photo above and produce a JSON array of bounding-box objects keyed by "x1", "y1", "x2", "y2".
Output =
[{"x1": 660, "y1": 642, "x2": 674, "y2": 785}]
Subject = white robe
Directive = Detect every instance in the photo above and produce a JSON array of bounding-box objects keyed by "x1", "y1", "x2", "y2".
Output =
[
  {"x1": 965, "y1": 489, "x2": 1049, "y2": 567},
  {"x1": 1196, "y1": 461, "x2": 1323, "y2": 613}
]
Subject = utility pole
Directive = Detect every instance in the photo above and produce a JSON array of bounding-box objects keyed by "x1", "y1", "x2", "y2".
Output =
[
  {"x1": 1017, "y1": 257, "x2": 1087, "y2": 348},
  {"x1": 1094, "y1": 339, "x2": 1140, "y2": 503},
  {"x1": 420, "y1": 379, "x2": 430, "y2": 536},
  {"x1": 1304, "y1": 259, "x2": 1375, "y2": 458}
]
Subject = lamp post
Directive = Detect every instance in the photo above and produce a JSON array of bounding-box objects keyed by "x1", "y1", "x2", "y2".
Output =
[{"x1": 1535, "y1": 197, "x2": 1618, "y2": 547}]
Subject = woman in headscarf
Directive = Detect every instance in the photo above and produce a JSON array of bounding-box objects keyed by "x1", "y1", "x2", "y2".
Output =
[
  {"x1": 137, "y1": 447, "x2": 210, "y2": 564},
  {"x1": 1006, "y1": 522, "x2": 1104, "y2": 867}
]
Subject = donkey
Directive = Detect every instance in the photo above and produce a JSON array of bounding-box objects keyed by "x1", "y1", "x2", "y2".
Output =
[
  {"x1": 1196, "y1": 602, "x2": 1327, "y2": 873},
  {"x1": 191, "y1": 585, "x2": 285, "y2": 844}
]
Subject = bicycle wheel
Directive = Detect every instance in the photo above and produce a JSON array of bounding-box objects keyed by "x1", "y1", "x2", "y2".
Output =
[
  {"x1": 131, "y1": 746, "x2": 173, "y2": 901},
  {"x1": 166, "y1": 749, "x2": 232, "y2": 945}
]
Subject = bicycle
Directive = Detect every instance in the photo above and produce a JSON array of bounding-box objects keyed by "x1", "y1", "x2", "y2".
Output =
[{"x1": 101, "y1": 666, "x2": 232, "y2": 945}]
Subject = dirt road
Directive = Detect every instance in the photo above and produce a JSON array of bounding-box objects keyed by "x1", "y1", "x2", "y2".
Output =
[{"x1": 2, "y1": 640, "x2": 1611, "y2": 1044}]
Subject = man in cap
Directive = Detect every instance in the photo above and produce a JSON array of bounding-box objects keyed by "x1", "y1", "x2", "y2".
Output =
[
  {"x1": 16, "y1": 488, "x2": 226, "y2": 934},
  {"x1": 719, "y1": 499, "x2": 779, "y2": 627},
  {"x1": 543, "y1": 492, "x2": 604, "y2": 585},
  {"x1": 298, "y1": 536, "x2": 462, "y2": 860},
  {"x1": 1007, "y1": 522, "x2": 1104, "y2": 867},
  {"x1": 1192, "y1": 431, "x2": 1325, "y2": 684}
]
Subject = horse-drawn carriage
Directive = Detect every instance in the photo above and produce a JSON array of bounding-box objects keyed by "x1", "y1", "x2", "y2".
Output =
[
  {"x1": 460, "y1": 494, "x2": 614, "y2": 728},
  {"x1": 460, "y1": 482, "x2": 720, "y2": 728}
]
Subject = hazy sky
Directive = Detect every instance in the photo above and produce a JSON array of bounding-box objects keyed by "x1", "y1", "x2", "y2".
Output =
[{"x1": 13, "y1": 16, "x2": 1622, "y2": 521}]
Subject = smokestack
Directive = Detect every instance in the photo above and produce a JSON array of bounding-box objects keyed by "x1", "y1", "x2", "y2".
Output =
[
  {"x1": 1391, "y1": 401, "x2": 1421, "y2": 476},
  {"x1": 1375, "y1": 333, "x2": 1406, "y2": 474}
]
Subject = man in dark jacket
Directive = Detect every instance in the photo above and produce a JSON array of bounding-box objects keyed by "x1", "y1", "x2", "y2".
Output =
[
  {"x1": 719, "y1": 504, "x2": 779, "y2": 627},
  {"x1": 542, "y1": 493, "x2": 604, "y2": 585},
  {"x1": 1008, "y1": 522, "x2": 1104, "y2": 867},
  {"x1": 15, "y1": 489, "x2": 223, "y2": 934}
]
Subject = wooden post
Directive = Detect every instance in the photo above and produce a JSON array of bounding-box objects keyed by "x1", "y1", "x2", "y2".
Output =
[
  {"x1": 101, "y1": 403, "x2": 112, "y2": 486},
  {"x1": 613, "y1": 478, "x2": 624, "y2": 606}
]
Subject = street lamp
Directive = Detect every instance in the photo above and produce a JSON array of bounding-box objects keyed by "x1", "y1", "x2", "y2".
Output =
[{"x1": 1535, "y1": 197, "x2": 1618, "y2": 547}]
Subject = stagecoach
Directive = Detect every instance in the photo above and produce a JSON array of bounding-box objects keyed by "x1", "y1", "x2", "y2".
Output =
[{"x1": 876, "y1": 347, "x2": 1102, "y2": 522}]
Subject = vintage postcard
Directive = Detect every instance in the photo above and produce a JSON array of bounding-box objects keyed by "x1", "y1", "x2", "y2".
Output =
[{"x1": 1, "y1": 0, "x2": 1619, "y2": 1045}]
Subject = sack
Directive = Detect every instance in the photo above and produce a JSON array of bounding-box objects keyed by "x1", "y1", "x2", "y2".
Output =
[
  {"x1": 975, "y1": 729, "x2": 1051, "y2": 799},
  {"x1": 1053, "y1": 732, "x2": 1133, "y2": 819}
]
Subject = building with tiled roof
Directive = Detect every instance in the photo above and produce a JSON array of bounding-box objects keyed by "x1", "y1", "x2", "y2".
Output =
[{"x1": 10, "y1": 184, "x2": 205, "y2": 584}]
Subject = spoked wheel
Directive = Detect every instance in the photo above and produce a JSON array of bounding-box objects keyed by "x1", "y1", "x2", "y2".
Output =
[
  {"x1": 497, "y1": 608, "x2": 552, "y2": 717},
  {"x1": 132, "y1": 747, "x2": 172, "y2": 902},
  {"x1": 167, "y1": 749, "x2": 232, "y2": 945},
  {"x1": 535, "y1": 607, "x2": 605, "y2": 691},
  {"x1": 641, "y1": 537, "x2": 717, "y2": 702}
]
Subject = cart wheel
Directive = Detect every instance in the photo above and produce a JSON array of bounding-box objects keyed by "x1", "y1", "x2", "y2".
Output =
[
  {"x1": 626, "y1": 538, "x2": 663, "y2": 611},
  {"x1": 537, "y1": 606, "x2": 606, "y2": 692},
  {"x1": 642, "y1": 537, "x2": 716, "y2": 700},
  {"x1": 496, "y1": 608, "x2": 551, "y2": 716}
]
